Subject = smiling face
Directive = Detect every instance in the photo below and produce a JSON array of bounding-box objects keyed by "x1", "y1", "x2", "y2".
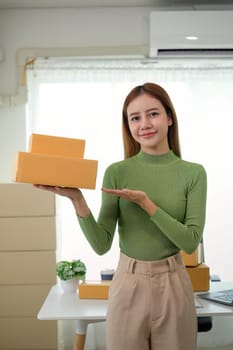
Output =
[{"x1": 126, "y1": 93, "x2": 173, "y2": 155}]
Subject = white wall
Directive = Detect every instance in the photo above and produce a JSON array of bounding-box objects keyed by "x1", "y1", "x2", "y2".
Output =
[
  {"x1": 0, "y1": 7, "x2": 151, "y2": 95},
  {"x1": 0, "y1": 105, "x2": 26, "y2": 181},
  {"x1": 0, "y1": 7, "x2": 152, "y2": 180}
]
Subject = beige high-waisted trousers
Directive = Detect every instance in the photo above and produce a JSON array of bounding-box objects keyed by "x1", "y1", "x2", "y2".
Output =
[{"x1": 106, "y1": 252, "x2": 197, "y2": 350}]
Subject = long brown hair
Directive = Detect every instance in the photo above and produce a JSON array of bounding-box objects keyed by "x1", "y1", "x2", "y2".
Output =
[{"x1": 122, "y1": 82, "x2": 181, "y2": 159}]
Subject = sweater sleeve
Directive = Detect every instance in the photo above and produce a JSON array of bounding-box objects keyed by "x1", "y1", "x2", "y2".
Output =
[
  {"x1": 77, "y1": 164, "x2": 119, "y2": 255},
  {"x1": 150, "y1": 164, "x2": 207, "y2": 254}
]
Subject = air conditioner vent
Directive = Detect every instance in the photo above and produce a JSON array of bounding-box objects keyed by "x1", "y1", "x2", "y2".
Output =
[{"x1": 157, "y1": 49, "x2": 233, "y2": 58}]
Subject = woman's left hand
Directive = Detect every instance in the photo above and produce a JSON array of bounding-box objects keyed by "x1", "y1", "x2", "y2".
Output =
[
  {"x1": 102, "y1": 187, "x2": 157, "y2": 216},
  {"x1": 102, "y1": 187, "x2": 147, "y2": 205}
]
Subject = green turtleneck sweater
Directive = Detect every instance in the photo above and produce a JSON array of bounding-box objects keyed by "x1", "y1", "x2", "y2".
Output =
[{"x1": 78, "y1": 150, "x2": 207, "y2": 261}]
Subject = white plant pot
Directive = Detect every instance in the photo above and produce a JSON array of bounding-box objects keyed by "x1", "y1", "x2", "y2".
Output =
[{"x1": 59, "y1": 278, "x2": 79, "y2": 294}]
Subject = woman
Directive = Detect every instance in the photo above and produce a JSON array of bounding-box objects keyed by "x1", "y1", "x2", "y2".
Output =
[{"x1": 36, "y1": 83, "x2": 207, "y2": 350}]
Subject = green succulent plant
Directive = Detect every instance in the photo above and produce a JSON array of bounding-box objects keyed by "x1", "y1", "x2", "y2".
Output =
[{"x1": 56, "y1": 259, "x2": 86, "y2": 281}]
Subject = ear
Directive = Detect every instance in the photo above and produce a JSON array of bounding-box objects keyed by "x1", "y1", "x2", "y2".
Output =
[{"x1": 167, "y1": 116, "x2": 173, "y2": 126}]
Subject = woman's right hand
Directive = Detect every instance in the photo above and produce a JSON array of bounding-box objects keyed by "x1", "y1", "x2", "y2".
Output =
[
  {"x1": 34, "y1": 184, "x2": 82, "y2": 201},
  {"x1": 34, "y1": 185, "x2": 90, "y2": 218}
]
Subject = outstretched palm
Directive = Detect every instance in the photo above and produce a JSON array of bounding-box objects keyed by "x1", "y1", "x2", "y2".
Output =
[{"x1": 102, "y1": 187, "x2": 147, "y2": 206}]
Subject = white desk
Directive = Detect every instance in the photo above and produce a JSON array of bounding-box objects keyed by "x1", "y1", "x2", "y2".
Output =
[
  {"x1": 38, "y1": 282, "x2": 233, "y2": 350},
  {"x1": 195, "y1": 281, "x2": 233, "y2": 317}
]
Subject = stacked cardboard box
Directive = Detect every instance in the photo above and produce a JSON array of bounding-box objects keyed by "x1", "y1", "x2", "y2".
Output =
[
  {"x1": 186, "y1": 264, "x2": 210, "y2": 292},
  {"x1": 181, "y1": 243, "x2": 210, "y2": 292},
  {"x1": 13, "y1": 133, "x2": 98, "y2": 189},
  {"x1": 0, "y1": 183, "x2": 57, "y2": 350},
  {"x1": 79, "y1": 281, "x2": 112, "y2": 299},
  {"x1": 181, "y1": 243, "x2": 203, "y2": 267}
]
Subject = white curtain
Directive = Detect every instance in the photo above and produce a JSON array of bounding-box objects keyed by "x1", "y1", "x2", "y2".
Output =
[{"x1": 27, "y1": 57, "x2": 233, "y2": 283}]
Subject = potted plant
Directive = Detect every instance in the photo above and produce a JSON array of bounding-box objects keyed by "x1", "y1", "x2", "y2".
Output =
[{"x1": 56, "y1": 259, "x2": 86, "y2": 293}]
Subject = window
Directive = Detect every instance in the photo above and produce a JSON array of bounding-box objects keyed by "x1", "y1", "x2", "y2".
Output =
[{"x1": 27, "y1": 57, "x2": 233, "y2": 280}]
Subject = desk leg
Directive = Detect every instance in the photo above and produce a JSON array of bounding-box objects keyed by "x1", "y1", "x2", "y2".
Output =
[
  {"x1": 74, "y1": 319, "x2": 104, "y2": 350},
  {"x1": 74, "y1": 320, "x2": 89, "y2": 350},
  {"x1": 73, "y1": 333, "x2": 86, "y2": 350}
]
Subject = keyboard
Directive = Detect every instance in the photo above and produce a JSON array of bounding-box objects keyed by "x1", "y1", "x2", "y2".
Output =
[{"x1": 199, "y1": 289, "x2": 233, "y2": 306}]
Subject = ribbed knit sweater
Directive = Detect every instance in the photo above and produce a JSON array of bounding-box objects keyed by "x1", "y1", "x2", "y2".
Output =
[{"x1": 78, "y1": 150, "x2": 207, "y2": 261}]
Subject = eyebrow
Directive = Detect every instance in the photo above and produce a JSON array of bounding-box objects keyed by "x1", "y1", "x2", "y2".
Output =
[{"x1": 128, "y1": 107, "x2": 160, "y2": 117}]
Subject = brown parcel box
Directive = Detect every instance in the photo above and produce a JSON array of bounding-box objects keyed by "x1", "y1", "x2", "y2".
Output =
[
  {"x1": 13, "y1": 152, "x2": 98, "y2": 189},
  {"x1": 0, "y1": 183, "x2": 55, "y2": 217},
  {"x1": 181, "y1": 243, "x2": 203, "y2": 267},
  {"x1": 79, "y1": 265, "x2": 210, "y2": 298},
  {"x1": 29, "y1": 133, "x2": 85, "y2": 158},
  {"x1": 79, "y1": 281, "x2": 111, "y2": 299},
  {"x1": 186, "y1": 264, "x2": 210, "y2": 292}
]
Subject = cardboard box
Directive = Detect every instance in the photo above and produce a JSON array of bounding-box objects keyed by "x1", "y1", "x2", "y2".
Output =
[
  {"x1": 181, "y1": 243, "x2": 203, "y2": 267},
  {"x1": 0, "y1": 217, "x2": 56, "y2": 251},
  {"x1": 0, "y1": 251, "x2": 56, "y2": 285},
  {"x1": 0, "y1": 183, "x2": 55, "y2": 217},
  {"x1": 0, "y1": 318, "x2": 57, "y2": 349},
  {"x1": 0, "y1": 285, "x2": 52, "y2": 317},
  {"x1": 30, "y1": 133, "x2": 85, "y2": 158},
  {"x1": 13, "y1": 152, "x2": 98, "y2": 189},
  {"x1": 186, "y1": 264, "x2": 210, "y2": 292},
  {"x1": 79, "y1": 280, "x2": 111, "y2": 299}
]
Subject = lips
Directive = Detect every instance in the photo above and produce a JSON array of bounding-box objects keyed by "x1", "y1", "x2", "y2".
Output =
[{"x1": 140, "y1": 131, "x2": 157, "y2": 138}]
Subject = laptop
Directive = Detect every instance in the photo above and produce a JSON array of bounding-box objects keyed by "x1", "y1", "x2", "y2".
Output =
[{"x1": 199, "y1": 289, "x2": 233, "y2": 306}]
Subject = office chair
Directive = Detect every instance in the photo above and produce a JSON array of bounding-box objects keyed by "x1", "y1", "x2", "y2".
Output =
[{"x1": 197, "y1": 316, "x2": 212, "y2": 332}]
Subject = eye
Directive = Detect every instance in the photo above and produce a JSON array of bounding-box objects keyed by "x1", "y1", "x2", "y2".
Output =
[
  {"x1": 130, "y1": 115, "x2": 140, "y2": 122},
  {"x1": 149, "y1": 111, "x2": 159, "y2": 118}
]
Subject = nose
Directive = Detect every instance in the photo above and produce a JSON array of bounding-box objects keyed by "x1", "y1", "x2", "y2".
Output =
[{"x1": 140, "y1": 116, "x2": 152, "y2": 130}]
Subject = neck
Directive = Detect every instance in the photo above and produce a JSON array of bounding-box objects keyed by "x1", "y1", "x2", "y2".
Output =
[
  {"x1": 136, "y1": 149, "x2": 179, "y2": 166},
  {"x1": 140, "y1": 145, "x2": 170, "y2": 156}
]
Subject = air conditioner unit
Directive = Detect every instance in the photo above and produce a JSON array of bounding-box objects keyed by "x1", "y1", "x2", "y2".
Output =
[{"x1": 149, "y1": 11, "x2": 233, "y2": 58}]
